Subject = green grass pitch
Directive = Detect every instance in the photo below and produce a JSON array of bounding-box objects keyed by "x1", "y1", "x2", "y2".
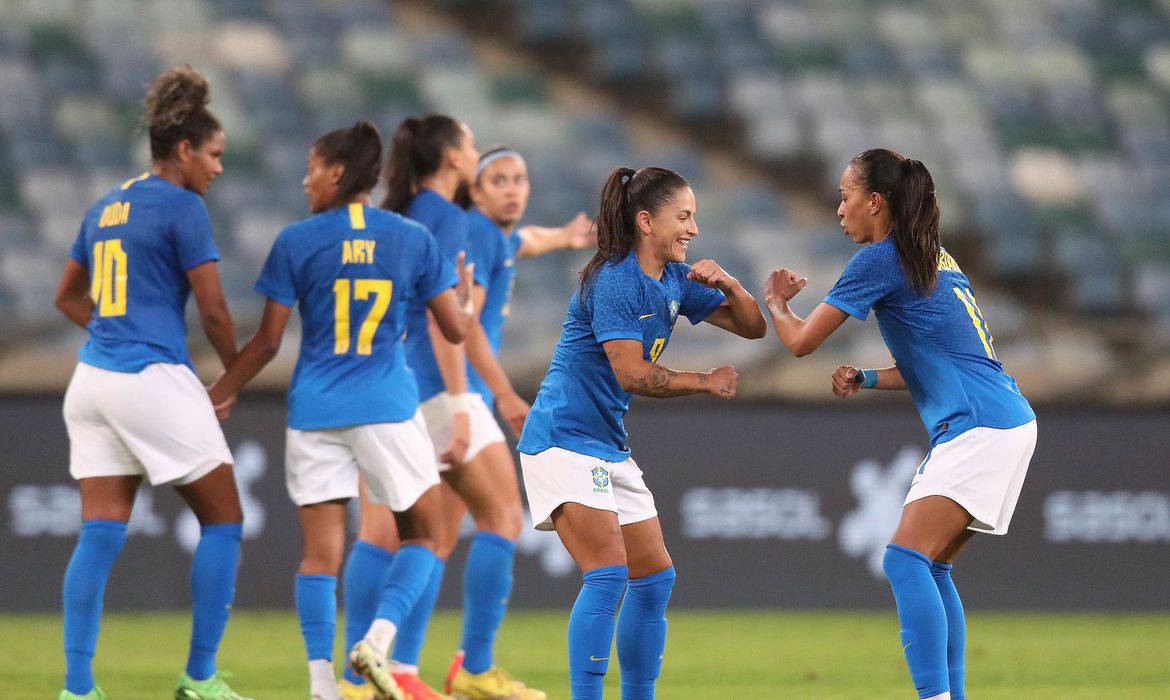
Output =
[{"x1": 2, "y1": 611, "x2": 1167, "y2": 698}]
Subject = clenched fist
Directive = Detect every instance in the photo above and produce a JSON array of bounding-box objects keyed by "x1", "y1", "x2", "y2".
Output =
[
  {"x1": 688, "y1": 259, "x2": 738, "y2": 292},
  {"x1": 705, "y1": 365, "x2": 739, "y2": 399},
  {"x1": 763, "y1": 268, "x2": 807, "y2": 311}
]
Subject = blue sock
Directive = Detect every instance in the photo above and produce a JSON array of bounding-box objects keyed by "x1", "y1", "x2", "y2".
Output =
[
  {"x1": 883, "y1": 544, "x2": 949, "y2": 699},
  {"x1": 342, "y1": 541, "x2": 394, "y2": 683},
  {"x1": 392, "y1": 557, "x2": 446, "y2": 666},
  {"x1": 568, "y1": 565, "x2": 627, "y2": 700},
  {"x1": 296, "y1": 574, "x2": 337, "y2": 661},
  {"x1": 186, "y1": 523, "x2": 242, "y2": 681},
  {"x1": 931, "y1": 561, "x2": 966, "y2": 700},
  {"x1": 62, "y1": 520, "x2": 127, "y2": 694},
  {"x1": 375, "y1": 544, "x2": 438, "y2": 629},
  {"x1": 460, "y1": 532, "x2": 516, "y2": 674},
  {"x1": 616, "y1": 566, "x2": 675, "y2": 700}
]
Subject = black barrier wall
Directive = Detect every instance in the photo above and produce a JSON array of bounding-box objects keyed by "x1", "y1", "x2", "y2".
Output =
[{"x1": 2, "y1": 394, "x2": 1168, "y2": 610}]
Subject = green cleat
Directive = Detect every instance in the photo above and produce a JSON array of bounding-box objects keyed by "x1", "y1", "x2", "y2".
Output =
[
  {"x1": 174, "y1": 670, "x2": 253, "y2": 700},
  {"x1": 59, "y1": 688, "x2": 107, "y2": 700},
  {"x1": 349, "y1": 639, "x2": 405, "y2": 700}
]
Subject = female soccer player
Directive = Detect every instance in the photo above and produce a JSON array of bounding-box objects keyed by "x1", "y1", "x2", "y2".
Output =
[
  {"x1": 762, "y1": 148, "x2": 1037, "y2": 700},
  {"x1": 517, "y1": 166, "x2": 766, "y2": 699},
  {"x1": 53, "y1": 65, "x2": 250, "y2": 700},
  {"x1": 207, "y1": 121, "x2": 475, "y2": 700}
]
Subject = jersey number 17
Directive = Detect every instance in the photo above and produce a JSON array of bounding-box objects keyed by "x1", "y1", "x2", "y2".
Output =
[{"x1": 333, "y1": 278, "x2": 393, "y2": 355}]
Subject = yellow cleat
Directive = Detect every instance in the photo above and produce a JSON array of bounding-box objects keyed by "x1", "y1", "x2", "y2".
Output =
[
  {"x1": 338, "y1": 678, "x2": 375, "y2": 700},
  {"x1": 445, "y1": 654, "x2": 546, "y2": 700},
  {"x1": 349, "y1": 640, "x2": 405, "y2": 700}
]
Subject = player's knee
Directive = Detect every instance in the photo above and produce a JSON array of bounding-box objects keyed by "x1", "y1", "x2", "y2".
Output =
[{"x1": 299, "y1": 552, "x2": 341, "y2": 576}]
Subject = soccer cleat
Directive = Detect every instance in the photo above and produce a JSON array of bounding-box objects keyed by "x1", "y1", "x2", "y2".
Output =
[
  {"x1": 174, "y1": 670, "x2": 253, "y2": 699},
  {"x1": 338, "y1": 678, "x2": 376, "y2": 700},
  {"x1": 59, "y1": 688, "x2": 107, "y2": 700},
  {"x1": 391, "y1": 669, "x2": 454, "y2": 700},
  {"x1": 349, "y1": 640, "x2": 405, "y2": 700},
  {"x1": 445, "y1": 653, "x2": 546, "y2": 700}
]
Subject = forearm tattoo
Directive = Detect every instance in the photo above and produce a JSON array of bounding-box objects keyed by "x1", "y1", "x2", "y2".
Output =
[{"x1": 606, "y1": 345, "x2": 697, "y2": 398}]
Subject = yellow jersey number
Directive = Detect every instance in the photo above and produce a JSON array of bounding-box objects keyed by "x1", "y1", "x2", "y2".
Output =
[
  {"x1": 333, "y1": 279, "x2": 393, "y2": 355},
  {"x1": 953, "y1": 286, "x2": 997, "y2": 360},
  {"x1": 90, "y1": 239, "x2": 128, "y2": 317},
  {"x1": 648, "y1": 337, "x2": 666, "y2": 362}
]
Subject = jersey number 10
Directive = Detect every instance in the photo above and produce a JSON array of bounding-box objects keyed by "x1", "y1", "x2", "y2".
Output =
[
  {"x1": 90, "y1": 239, "x2": 128, "y2": 317},
  {"x1": 333, "y1": 278, "x2": 393, "y2": 355}
]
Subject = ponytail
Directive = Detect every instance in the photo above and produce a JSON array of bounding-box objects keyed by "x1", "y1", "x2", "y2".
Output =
[
  {"x1": 579, "y1": 165, "x2": 689, "y2": 292},
  {"x1": 313, "y1": 120, "x2": 383, "y2": 209},
  {"x1": 381, "y1": 114, "x2": 464, "y2": 214},
  {"x1": 849, "y1": 149, "x2": 941, "y2": 296}
]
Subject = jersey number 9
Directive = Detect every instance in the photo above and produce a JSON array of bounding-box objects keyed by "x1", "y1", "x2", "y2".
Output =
[
  {"x1": 90, "y1": 239, "x2": 128, "y2": 317},
  {"x1": 333, "y1": 278, "x2": 393, "y2": 355}
]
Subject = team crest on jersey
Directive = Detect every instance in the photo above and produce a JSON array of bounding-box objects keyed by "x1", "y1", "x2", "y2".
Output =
[
  {"x1": 591, "y1": 466, "x2": 611, "y2": 491},
  {"x1": 668, "y1": 299, "x2": 680, "y2": 325}
]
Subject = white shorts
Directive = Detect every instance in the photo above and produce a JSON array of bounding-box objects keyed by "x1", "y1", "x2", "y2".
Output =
[
  {"x1": 285, "y1": 411, "x2": 441, "y2": 511},
  {"x1": 419, "y1": 392, "x2": 506, "y2": 470},
  {"x1": 905, "y1": 420, "x2": 1038, "y2": 535},
  {"x1": 520, "y1": 447, "x2": 657, "y2": 531},
  {"x1": 63, "y1": 362, "x2": 233, "y2": 486}
]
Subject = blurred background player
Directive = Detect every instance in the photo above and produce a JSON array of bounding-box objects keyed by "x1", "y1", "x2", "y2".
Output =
[
  {"x1": 441, "y1": 145, "x2": 592, "y2": 699},
  {"x1": 762, "y1": 148, "x2": 1037, "y2": 700},
  {"x1": 516, "y1": 166, "x2": 766, "y2": 699},
  {"x1": 53, "y1": 65, "x2": 250, "y2": 700},
  {"x1": 206, "y1": 121, "x2": 475, "y2": 700}
]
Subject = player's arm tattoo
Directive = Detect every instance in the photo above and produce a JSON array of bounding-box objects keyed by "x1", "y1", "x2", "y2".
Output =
[{"x1": 605, "y1": 345, "x2": 699, "y2": 398}]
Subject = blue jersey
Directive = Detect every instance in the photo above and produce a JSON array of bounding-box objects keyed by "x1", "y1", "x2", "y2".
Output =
[
  {"x1": 402, "y1": 189, "x2": 488, "y2": 402},
  {"x1": 823, "y1": 238, "x2": 1034, "y2": 447},
  {"x1": 255, "y1": 203, "x2": 456, "y2": 431},
  {"x1": 518, "y1": 252, "x2": 726, "y2": 462},
  {"x1": 68, "y1": 173, "x2": 219, "y2": 373},
  {"x1": 465, "y1": 207, "x2": 523, "y2": 406}
]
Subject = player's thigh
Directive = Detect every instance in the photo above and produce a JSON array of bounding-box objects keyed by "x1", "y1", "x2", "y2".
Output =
[
  {"x1": 433, "y1": 480, "x2": 467, "y2": 557},
  {"x1": 395, "y1": 483, "x2": 446, "y2": 548},
  {"x1": 553, "y1": 502, "x2": 626, "y2": 573},
  {"x1": 298, "y1": 500, "x2": 348, "y2": 575},
  {"x1": 620, "y1": 516, "x2": 672, "y2": 579},
  {"x1": 79, "y1": 475, "x2": 142, "y2": 522},
  {"x1": 936, "y1": 528, "x2": 977, "y2": 565},
  {"x1": 357, "y1": 478, "x2": 400, "y2": 551},
  {"x1": 443, "y1": 441, "x2": 522, "y2": 538},
  {"x1": 890, "y1": 495, "x2": 974, "y2": 560},
  {"x1": 175, "y1": 463, "x2": 243, "y2": 525}
]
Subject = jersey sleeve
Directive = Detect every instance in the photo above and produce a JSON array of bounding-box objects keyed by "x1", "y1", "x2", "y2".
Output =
[
  {"x1": 590, "y1": 266, "x2": 644, "y2": 344},
  {"x1": 253, "y1": 230, "x2": 298, "y2": 307},
  {"x1": 415, "y1": 228, "x2": 459, "y2": 303},
  {"x1": 171, "y1": 194, "x2": 220, "y2": 271},
  {"x1": 823, "y1": 243, "x2": 901, "y2": 320},
  {"x1": 68, "y1": 222, "x2": 89, "y2": 267},
  {"x1": 678, "y1": 266, "x2": 727, "y2": 325}
]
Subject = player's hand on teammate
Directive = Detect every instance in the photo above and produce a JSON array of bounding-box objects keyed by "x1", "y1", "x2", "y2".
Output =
[
  {"x1": 455, "y1": 251, "x2": 475, "y2": 316},
  {"x1": 207, "y1": 385, "x2": 236, "y2": 421},
  {"x1": 497, "y1": 391, "x2": 530, "y2": 440},
  {"x1": 832, "y1": 365, "x2": 864, "y2": 399},
  {"x1": 563, "y1": 212, "x2": 596, "y2": 249},
  {"x1": 763, "y1": 268, "x2": 808, "y2": 310},
  {"x1": 440, "y1": 410, "x2": 471, "y2": 467},
  {"x1": 706, "y1": 365, "x2": 738, "y2": 399},
  {"x1": 688, "y1": 259, "x2": 738, "y2": 292}
]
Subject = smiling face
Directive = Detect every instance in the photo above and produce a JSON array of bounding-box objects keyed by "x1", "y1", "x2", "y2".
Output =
[
  {"x1": 473, "y1": 155, "x2": 530, "y2": 229},
  {"x1": 302, "y1": 147, "x2": 344, "y2": 213},
  {"x1": 637, "y1": 185, "x2": 698, "y2": 264},
  {"x1": 837, "y1": 164, "x2": 891, "y2": 244},
  {"x1": 177, "y1": 130, "x2": 225, "y2": 195}
]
